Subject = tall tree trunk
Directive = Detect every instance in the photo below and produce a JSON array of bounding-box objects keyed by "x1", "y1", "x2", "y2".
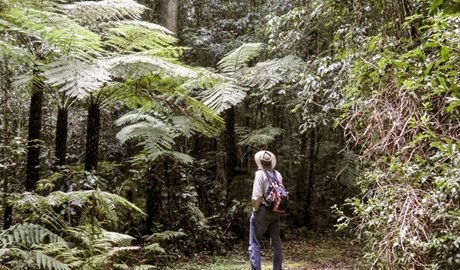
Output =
[
  {"x1": 304, "y1": 127, "x2": 316, "y2": 227},
  {"x1": 295, "y1": 134, "x2": 308, "y2": 227},
  {"x1": 84, "y1": 99, "x2": 100, "y2": 172},
  {"x1": 55, "y1": 106, "x2": 68, "y2": 166},
  {"x1": 224, "y1": 106, "x2": 237, "y2": 201},
  {"x1": 26, "y1": 80, "x2": 44, "y2": 191},
  {"x1": 158, "y1": 0, "x2": 178, "y2": 33}
]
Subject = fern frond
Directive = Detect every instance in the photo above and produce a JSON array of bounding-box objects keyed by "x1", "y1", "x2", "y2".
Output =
[
  {"x1": 143, "y1": 243, "x2": 165, "y2": 254},
  {"x1": 4, "y1": 6, "x2": 102, "y2": 61},
  {"x1": 146, "y1": 150, "x2": 194, "y2": 164},
  {"x1": 0, "y1": 223, "x2": 68, "y2": 248},
  {"x1": 236, "y1": 55, "x2": 305, "y2": 90},
  {"x1": 35, "y1": 252, "x2": 71, "y2": 270},
  {"x1": 217, "y1": 42, "x2": 264, "y2": 74},
  {"x1": 335, "y1": 150, "x2": 359, "y2": 188},
  {"x1": 134, "y1": 265, "x2": 157, "y2": 270},
  {"x1": 60, "y1": 0, "x2": 146, "y2": 25},
  {"x1": 146, "y1": 230, "x2": 187, "y2": 242},
  {"x1": 43, "y1": 59, "x2": 112, "y2": 98},
  {"x1": 238, "y1": 127, "x2": 284, "y2": 148},
  {"x1": 200, "y1": 81, "x2": 247, "y2": 113},
  {"x1": 98, "y1": 230, "x2": 135, "y2": 246},
  {"x1": 104, "y1": 54, "x2": 199, "y2": 79},
  {"x1": 105, "y1": 24, "x2": 177, "y2": 54},
  {"x1": 118, "y1": 121, "x2": 175, "y2": 151}
]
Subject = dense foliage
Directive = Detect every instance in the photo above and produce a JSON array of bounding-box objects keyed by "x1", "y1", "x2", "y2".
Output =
[{"x1": 1, "y1": 0, "x2": 460, "y2": 269}]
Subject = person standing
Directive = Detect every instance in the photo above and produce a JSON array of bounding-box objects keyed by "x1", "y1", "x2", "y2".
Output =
[{"x1": 249, "y1": 150, "x2": 283, "y2": 270}]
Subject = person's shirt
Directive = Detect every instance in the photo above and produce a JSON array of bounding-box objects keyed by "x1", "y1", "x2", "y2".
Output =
[{"x1": 251, "y1": 169, "x2": 283, "y2": 212}]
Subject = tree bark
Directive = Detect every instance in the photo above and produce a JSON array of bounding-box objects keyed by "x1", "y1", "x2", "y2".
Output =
[
  {"x1": 84, "y1": 100, "x2": 100, "y2": 172},
  {"x1": 26, "y1": 81, "x2": 44, "y2": 191},
  {"x1": 157, "y1": 0, "x2": 178, "y2": 33}
]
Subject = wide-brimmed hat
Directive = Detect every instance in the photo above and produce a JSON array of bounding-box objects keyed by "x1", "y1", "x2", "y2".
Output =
[{"x1": 254, "y1": 150, "x2": 276, "y2": 171}]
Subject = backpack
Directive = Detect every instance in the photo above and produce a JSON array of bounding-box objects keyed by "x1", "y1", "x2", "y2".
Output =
[{"x1": 262, "y1": 169, "x2": 289, "y2": 213}]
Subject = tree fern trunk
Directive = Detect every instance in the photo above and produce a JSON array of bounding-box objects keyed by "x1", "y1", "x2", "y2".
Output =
[
  {"x1": 224, "y1": 106, "x2": 237, "y2": 200},
  {"x1": 55, "y1": 106, "x2": 68, "y2": 166},
  {"x1": 84, "y1": 101, "x2": 100, "y2": 172},
  {"x1": 26, "y1": 81, "x2": 44, "y2": 191}
]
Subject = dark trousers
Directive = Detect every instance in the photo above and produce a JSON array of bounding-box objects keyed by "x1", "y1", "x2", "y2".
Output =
[{"x1": 248, "y1": 205, "x2": 282, "y2": 270}]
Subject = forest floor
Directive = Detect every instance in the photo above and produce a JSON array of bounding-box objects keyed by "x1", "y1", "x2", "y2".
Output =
[{"x1": 169, "y1": 234, "x2": 363, "y2": 269}]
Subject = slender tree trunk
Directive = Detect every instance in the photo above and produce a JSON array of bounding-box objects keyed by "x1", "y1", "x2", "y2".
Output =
[
  {"x1": 1, "y1": 64, "x2": 13, "y2": 228},
  {"x1": 295, "y1": 134, "x2": 308, "y2": 227},
  {"x1": 55, "y1": 106, "x2": 68, "y2": 166},
  {"x1": 26, "y1": 80, "x2": 44, "y2": 191},
  {"x1": 224, "y1": 106, "x2": 237, "y2": 200},
  {"x1": 84, "y1": 100, "x2": 100, "y2": 172},
  {"x1": 145, "y1": 163, "x2": 161, "y2": 235},
  {"x1": 304, "y1": 127, "x2": 316, "y2": 227}
]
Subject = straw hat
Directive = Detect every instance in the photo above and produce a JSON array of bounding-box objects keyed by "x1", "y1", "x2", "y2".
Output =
[{"x1": 254, "y1": 150, "x2": 276, "y2": 171}]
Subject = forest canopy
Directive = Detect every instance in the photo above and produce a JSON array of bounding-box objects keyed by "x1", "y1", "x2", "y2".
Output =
[{"x1": 1, "y1": 0, "x2": 460, "y2": 269}]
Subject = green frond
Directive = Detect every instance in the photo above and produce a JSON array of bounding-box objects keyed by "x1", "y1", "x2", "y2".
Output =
[
  {"x1": 116, "y1": 116, "x2": 175, "y2": 151},
  {"x1": 200, "y1": 81, "x2": 247, "y2": 113},
  {"x1": 146, "y1": 230, "x2": 187, "y2": 242},
  {"x1": 0, "y1": 223, "x2": 68, "y2": 248},
  {"x1": 60, "y1": 0, "x2": 146, "y2": 25},
  {"x1": 217, "y1": 42, "x2": 265, "y2": 74},
  {"x1": 35, "y1": 252, "x2": 71, "y2": 270},
  {"x1": 46, "y1": 24, "x2": 103, "y2": 60},
  {"x1": 43, "y1": 59, "x2": 112, "y2": 98},
  {"x1": 146, "y1": 150, "x2": 194, "y2": 164},
  {"x1": 335, "y1": 150, "x2": 359, "y2": 188},
  {"x1": 105, "y1": 54, "x2": 200, "y2": 79},
  {"x1": 238, "y1": 126, "x2": 284, "y2": 148},
  {"x1": 143, "y1": 242, "x2": 165, "y2": 254},
  {"x1": 0, "y1": 40, "x2": 35, "y2": 65},
  {"x1": 4, "y1": 6, "x2": 102, "y2": 61},
  {"x1": 236, "y1": 55, "x2": 305, "y2": 90},
  {"x1": 105, "y1": 24, "x2": 177, "y2": 54},
  {"x1": 97, "y1": 230, "x2": 135, "y2": 246},
  {"x1": 134, "y1": 265, "x2": 157, "y2": 270}
]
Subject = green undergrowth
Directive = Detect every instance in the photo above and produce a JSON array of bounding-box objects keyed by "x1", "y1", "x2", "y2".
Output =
[{"x1": 167, "y1": 234, "x2": 362, "y2": 270}]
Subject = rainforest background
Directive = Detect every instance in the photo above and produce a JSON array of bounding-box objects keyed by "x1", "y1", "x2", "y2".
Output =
[{"x1": 1, "y1": 0, "x2": 460, "y2": 269}]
